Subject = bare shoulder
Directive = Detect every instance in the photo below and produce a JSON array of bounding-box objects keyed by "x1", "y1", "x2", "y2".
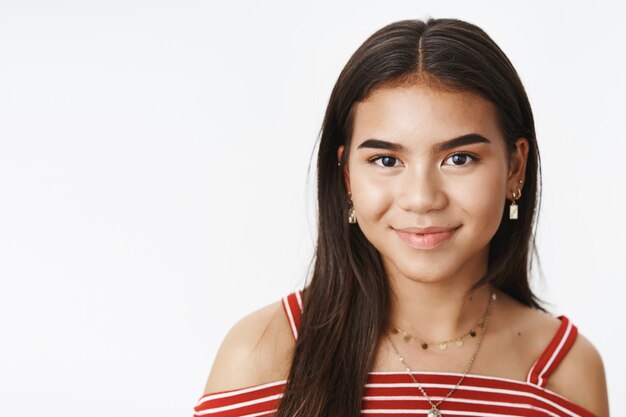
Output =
[
  {"x1": 546, "y1": 330, "x2": 609, "y2": 417},
  {"x1": 491, "y1": 290, "x2": 564, "y2": 367},
  {"x1": 493, "y1": 293, "x2": 608, "y2": 415},
  {"x1": 202, "y1": 298, "x2": 296, "y2": 395}
]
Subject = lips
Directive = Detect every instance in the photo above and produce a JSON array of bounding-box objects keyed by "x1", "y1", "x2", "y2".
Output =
[{"x1": 394, "y1": 226, "x2": 460, "y2": 249}]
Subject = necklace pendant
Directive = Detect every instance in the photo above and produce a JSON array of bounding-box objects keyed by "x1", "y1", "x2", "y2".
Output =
[{"x1": 427, "y1": 406, "x2": 442, "y2": 417}]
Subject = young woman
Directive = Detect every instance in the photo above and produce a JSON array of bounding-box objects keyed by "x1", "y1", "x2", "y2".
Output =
[{"x1": 194, "y1": 18, "x2": 609, "y2": 417}]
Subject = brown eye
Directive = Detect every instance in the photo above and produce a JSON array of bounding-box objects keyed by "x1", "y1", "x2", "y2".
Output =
[
  {"x1": 452, "y1": 154, "x2": 468, "y2": 165},
  {"x1": 443, "y1": 152, "x2": 479, "y2": 167},
  {"x1": 380, "y1": 156, "x2": 397, "y2": 167},
  {"x1": 368, "y1": 155, "x2": 400, "y2": 167}
]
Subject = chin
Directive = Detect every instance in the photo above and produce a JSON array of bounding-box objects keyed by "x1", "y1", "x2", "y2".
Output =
[
  {"x1": 388, "y1": 261, "x2": 457, "y2": 284},
  {"x1": 404, "y1": 272, "x2": 451, "y2": 284}
]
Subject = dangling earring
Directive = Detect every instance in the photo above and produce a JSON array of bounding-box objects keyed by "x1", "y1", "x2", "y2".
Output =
[
  {"x1": 347, "y1": 191, "x2": 357, "y2": 224},
  {"x1": 509, "y1": 181, "x2": 523, "y2": 220}
]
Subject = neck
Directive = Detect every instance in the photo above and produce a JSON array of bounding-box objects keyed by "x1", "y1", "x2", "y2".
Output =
[{"x1": 386, "y1": 259, "x2": 492, "y2": 342}]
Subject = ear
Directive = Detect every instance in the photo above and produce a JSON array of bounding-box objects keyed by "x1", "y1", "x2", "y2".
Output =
[
  {"x1": 337, "y1": 145, "x2": 351, "y2": 193},
  {"x1": 507, "y1": 137, "x2": 529, "y2": 199}
]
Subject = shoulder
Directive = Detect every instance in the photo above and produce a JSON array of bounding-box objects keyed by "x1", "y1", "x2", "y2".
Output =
[
  {"x1": 202, "y1": 297, "x2": 296, "y2": 395},
  {"x1": 546, "y1": 329, "x2": 609, "y2": 417},
  {"x1": 491, "y1": 290, "x2": 564, "y2": 367},
  {"x1": 494, "y1": 293, "x2": 609, "y2": 415}
]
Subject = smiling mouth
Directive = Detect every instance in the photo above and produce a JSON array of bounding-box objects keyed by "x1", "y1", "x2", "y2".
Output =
[{"x1": 394, "y1": 226, "x2": 460, "y2": 250}]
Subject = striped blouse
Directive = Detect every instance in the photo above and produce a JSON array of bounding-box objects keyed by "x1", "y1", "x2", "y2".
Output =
[{"x1": 194, "y1": 290, "x2": 596, "y2": 417}]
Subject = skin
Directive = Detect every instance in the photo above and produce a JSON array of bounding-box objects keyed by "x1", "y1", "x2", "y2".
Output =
[
  {"x1": 203, "y1": 83, "x2": 609, "y2": 416},
  {"x1": 338, "y1": 83, "x2": 522, "y2": 345}
]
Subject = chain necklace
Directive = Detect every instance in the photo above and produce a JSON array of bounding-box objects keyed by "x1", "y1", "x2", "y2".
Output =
[
  {"x1": 386, "y1": 287, "x2": 496, "y2": 417},
  {"x1": 390, "y1": 313, "x2": 486, "y2": 350}
]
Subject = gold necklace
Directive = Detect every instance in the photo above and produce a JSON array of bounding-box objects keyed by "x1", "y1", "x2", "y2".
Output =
[
  {"x1": 390, "y1": 310, "x2": 487, "y2": 350},
  {"x1": 386, "y1": 287, "x2": 496, "y2": 417}
]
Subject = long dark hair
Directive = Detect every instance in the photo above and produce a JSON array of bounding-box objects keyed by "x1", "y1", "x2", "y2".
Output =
[{"x1": 276, "y1": 17, "x2": 543, "y2": 417}]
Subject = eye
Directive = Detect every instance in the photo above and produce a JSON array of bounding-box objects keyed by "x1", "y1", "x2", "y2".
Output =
[
  {"x1": 367, "y1": 154, "x2": 401, "y2": 168},
  {"x1": 443, "y1": 152, "x2": 480, "y2": 167}
]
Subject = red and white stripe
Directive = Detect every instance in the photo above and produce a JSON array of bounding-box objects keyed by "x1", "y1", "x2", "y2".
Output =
[
  {"x1": 194, "y1": 292, "x2": 593, "y2": 417},
  {"x1": 194, "y1": 371, "x2": 595, "y2": 416},
  {"x1": 526, "y1": 316, "x2": 577, "y2": 388},
  {"x1": 281, "y1": 290, "x2": 303, "y2": 340},
  {"x1": 194, "y1": 380, "x2": 285, "y2": 416}
]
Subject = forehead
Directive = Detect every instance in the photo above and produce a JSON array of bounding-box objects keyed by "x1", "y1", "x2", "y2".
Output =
[{"x1": 351, "y1": 84, "x2": 504, "y2": 150}]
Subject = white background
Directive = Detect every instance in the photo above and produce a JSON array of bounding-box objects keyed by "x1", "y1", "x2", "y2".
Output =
[{"x1": 0, "y1": 1, "x2": 623, "y2": 416}]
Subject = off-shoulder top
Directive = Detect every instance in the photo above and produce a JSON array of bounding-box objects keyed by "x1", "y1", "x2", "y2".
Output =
[{"x1": 194, "y1": 290, "x2": 596, "y2": 417}]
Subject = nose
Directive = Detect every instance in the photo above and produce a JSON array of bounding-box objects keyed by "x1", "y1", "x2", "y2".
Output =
[{"x1": 396, "y1": 164, "x2": 448, "y2": 214}]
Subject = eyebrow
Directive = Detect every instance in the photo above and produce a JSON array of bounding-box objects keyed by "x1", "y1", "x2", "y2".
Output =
[{"x1": 356, "y1": 134, "x2": 491, "y2": 154}]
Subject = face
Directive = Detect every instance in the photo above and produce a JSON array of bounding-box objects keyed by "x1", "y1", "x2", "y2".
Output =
[{"x1": 337, "y1": 84, "x2": 528, "y2": 286}]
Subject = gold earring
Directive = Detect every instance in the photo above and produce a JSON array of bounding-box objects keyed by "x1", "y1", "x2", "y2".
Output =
[
  {"x1": 348, "y1": 206, "x2": 357, "y2": 224},
  {"x1": 509, "y1": 186, "x2": 522, "y2": 220},
  {"x1": 347, "y1": 191, "x2": 357, "y2": 224}
]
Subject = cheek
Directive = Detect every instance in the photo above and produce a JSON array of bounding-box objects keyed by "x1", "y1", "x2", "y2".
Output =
[
  {"x1": 457, "y1": 166, "x2": 507, "y2": 230},
  {"x1": 350, "y1": 171, "x2": 393, "y2": 219}
]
